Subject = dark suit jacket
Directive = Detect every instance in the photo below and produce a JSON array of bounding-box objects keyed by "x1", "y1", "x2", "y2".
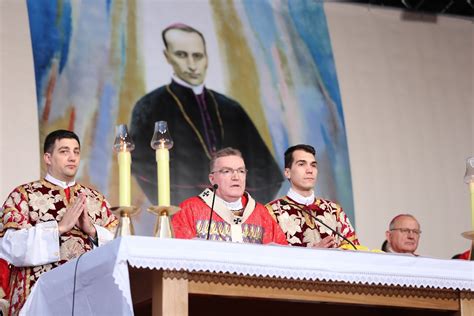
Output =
[{"x1": 129, "y1": 80, "x2": 283, "y2": 205}]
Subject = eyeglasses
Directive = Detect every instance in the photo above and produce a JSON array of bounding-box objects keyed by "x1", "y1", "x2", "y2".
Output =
[
  {"x1": 390, "y1": 228, "x2": 422, "y2": 236},
  {"x1": 210, "y1": 168, "x2": 248, "y2": 176}
]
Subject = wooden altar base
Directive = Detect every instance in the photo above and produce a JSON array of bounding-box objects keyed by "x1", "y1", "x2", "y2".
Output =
[{"x1": 130, "y1": 267, "x2": 474, "y2": 316}]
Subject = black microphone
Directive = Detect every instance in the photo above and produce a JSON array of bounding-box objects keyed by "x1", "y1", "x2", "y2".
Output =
[
  {"x1": 279, "y1": 200, "x2": 357, "y2": 250},
  {"x1": 206, "y1": 184, "x2": 218, "y2": 240}
]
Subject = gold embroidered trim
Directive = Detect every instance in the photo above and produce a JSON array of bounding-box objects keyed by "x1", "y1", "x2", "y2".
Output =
[{"x1": 166, "y1": 85, "x2": 224, "y2": 160}]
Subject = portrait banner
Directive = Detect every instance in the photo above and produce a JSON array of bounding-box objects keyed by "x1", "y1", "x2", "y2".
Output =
[{"x1": 27, "y1": 0, "x2": 354, "y2": 235}]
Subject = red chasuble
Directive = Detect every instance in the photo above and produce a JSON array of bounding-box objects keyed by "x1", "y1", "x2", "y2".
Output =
[{"x1": 172, "y1": 189, "x2": 287, "y2": 245}]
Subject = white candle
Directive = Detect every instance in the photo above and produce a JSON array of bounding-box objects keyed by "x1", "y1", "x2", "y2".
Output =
[
  {"x1": 156, "y1": 147, "x2": 170, "y2": 206},
  {"x1": 118, "y1": 151, "x2": 131, "y2": 206}
]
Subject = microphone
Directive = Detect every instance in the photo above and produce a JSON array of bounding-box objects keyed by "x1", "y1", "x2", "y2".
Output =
[
  {"x1": 206, "y1": 184, "x2": 218, "y2": 240},
  {"x1": 278, "y1": 200, "x2": 357, "y2": 250}
]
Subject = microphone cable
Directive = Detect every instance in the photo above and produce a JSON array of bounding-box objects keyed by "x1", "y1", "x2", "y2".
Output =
[
  {"x1": 279, "y1": 200, "x2": 358, "y2": 250},
  {"x1": 71, "y1": 252, "x2": 85, "y2": 316},
  {"x1": 206, "y1": 184, "x2": 218, "y2": 240}
]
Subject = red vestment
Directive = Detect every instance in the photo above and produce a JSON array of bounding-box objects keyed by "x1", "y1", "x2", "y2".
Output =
[
  {"x1": 172, "y1": 190, "x2": 287, "y2": 245},
  {"x1": 0, "y1": 179, "x2": 118, "y2": 315},
  {"x1": 266, "y1": 196, "x2": 359, "y2": 248}
]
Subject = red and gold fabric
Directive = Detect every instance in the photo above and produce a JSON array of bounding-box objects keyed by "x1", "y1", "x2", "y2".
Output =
[
  {"x1": 0, "y1": 179, "x2": 118, "y2": 315},
  {"x1": 266, "y1": 196, "x2": 359, "y2": 248},
  {"x1": 453, "y1": 249, "x2": 471, "y2": 260},
  {"x1": 172, "y1": 189, "x2": 287, "y2": 245}
]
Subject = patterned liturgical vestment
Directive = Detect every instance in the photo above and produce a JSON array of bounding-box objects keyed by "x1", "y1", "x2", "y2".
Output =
[
  {"x1": 172, "y1": 188, "x2": 287, "y2": 245},
  {"x1": 0, "y1": 179, "x2": 118, "y2": 315},
  {"x1": 266, "y1": 195, "x2": 359, "y2": 248}
]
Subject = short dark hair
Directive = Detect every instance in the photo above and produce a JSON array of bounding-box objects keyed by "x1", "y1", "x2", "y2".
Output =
[
  {"x1": 43, "y1": 130, "x2": 80, "y2": 154},
  {"x1": 284, "y1": 144, "x2": 316, "y2": 168},
  {"x1": 209, "y1": 147, "x2": 243, "y2": 172},
  {"x1": 162, "y1": 23, "x2": 206, "y2": 49}
]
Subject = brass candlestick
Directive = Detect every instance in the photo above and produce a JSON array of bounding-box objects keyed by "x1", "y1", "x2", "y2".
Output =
[
  {"x1": 111, "y1": 206, "x2": 139, "y2": 238},
  {"x1": 148, "y1": 205, "x2": 180, "y2": 238}
]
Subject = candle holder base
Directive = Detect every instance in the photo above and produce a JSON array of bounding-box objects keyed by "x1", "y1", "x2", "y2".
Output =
[
  {"x1": 461, "y1": 230, "x2": 474, "y2": 240},
  {"x1": 111, "y1": 206, "x2": 140, "y2": 238},
  {"x1": 148, "y1": 205, "x2": 180, "y2": 238}
]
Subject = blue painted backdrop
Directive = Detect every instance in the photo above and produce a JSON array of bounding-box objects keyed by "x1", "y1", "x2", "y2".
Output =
[{"x1": 27, "y1": 0, "x2": 355, "y2": 231}]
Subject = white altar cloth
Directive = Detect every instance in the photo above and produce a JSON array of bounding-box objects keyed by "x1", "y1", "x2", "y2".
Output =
[{"x1": 21, "y1": 236, "x2": 474, "y2": 315}]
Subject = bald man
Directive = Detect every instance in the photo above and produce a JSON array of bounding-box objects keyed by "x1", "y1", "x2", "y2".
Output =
[{"x1": 385, "y1": 214, "x2": 421, "y2": 255}]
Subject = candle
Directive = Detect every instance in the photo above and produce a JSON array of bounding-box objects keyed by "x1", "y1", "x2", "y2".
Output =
[
  {"x1": 113, "y1": 124, "x2": 135, "y2": 207},
  {"x1": 151, "y1": 121, "x2": 173, "y2": 206},
  {"x1": 156, "y1": 147, "x2": 170, "y2": 206},
  {"x1": 118, "y1": 150, "x2": 131, "y2": 206}
]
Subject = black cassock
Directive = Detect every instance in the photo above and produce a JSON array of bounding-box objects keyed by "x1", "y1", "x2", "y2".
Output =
[{"x1": 129, "y1": 80, "x2": 283, "y2": 205}]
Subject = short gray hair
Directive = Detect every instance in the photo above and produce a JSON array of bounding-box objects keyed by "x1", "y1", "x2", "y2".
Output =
[
  {"x1": 389, "y1": 214, "x2": 419, "y2": 230},
  {"x1": 209, "y1": 147, "x2": 243, "y2": 172}
]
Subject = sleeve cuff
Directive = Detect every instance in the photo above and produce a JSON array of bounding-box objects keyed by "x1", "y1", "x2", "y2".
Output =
[{"x1": 94, "y1": 225, "x2": 115, "y2": 247}]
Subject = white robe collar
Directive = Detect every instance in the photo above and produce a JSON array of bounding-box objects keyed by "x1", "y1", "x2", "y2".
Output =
[
  {"x1": 199, "y1": 189, "x2": 256, "y2": 243},
  {"x1": 220, "y1": 196, "x2": 243, "y2": 210},
  {"x1": 172, "y1": 74, "x2": 205, "y2": 95},
  {"x1": 287, "y1": 188, "x2": 315, "y2": 206},
  {"x1": 45, "y1": 173, "x2": 76, "y2": 189}
]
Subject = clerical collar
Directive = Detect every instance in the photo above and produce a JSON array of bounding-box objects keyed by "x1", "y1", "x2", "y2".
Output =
[
  {"x1": 216, "y1": 195, "x2": 243, "y2": 211},
  {"x1": 172, "y1": 75, "x2": 204, "y2": 95},
  {"x1": 45, "y1": 173, "x2": 76, "y2": 189},
  {"x1": 287, "y1": 188, "x2": 314, "y2": 206}
]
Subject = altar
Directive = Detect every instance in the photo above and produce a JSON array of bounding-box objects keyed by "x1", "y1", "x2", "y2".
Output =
[{"x1": 21, "y1": 236, "x2": 474, "y2": 315}]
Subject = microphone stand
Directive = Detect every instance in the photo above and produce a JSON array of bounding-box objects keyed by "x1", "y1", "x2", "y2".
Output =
[
  {"x1": 206, "y1": 184, "x2": 218, "y2": 240},
  {"x1": 279, "y1": 200, "x2": 358, "y2": 250}
]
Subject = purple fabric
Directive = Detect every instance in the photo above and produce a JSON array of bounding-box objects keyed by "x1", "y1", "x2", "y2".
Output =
[{"x1": 195, "y1": 92, "x2": 217, "y2": 154}]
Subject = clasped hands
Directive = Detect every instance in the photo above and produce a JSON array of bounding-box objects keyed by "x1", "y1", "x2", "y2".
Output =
[
  {"x1": 58, "y1": 193, "x2": 96, "y2": 238},
  {"x1": 313, "y1": 235, "x2": 336, "y2": 248}
]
